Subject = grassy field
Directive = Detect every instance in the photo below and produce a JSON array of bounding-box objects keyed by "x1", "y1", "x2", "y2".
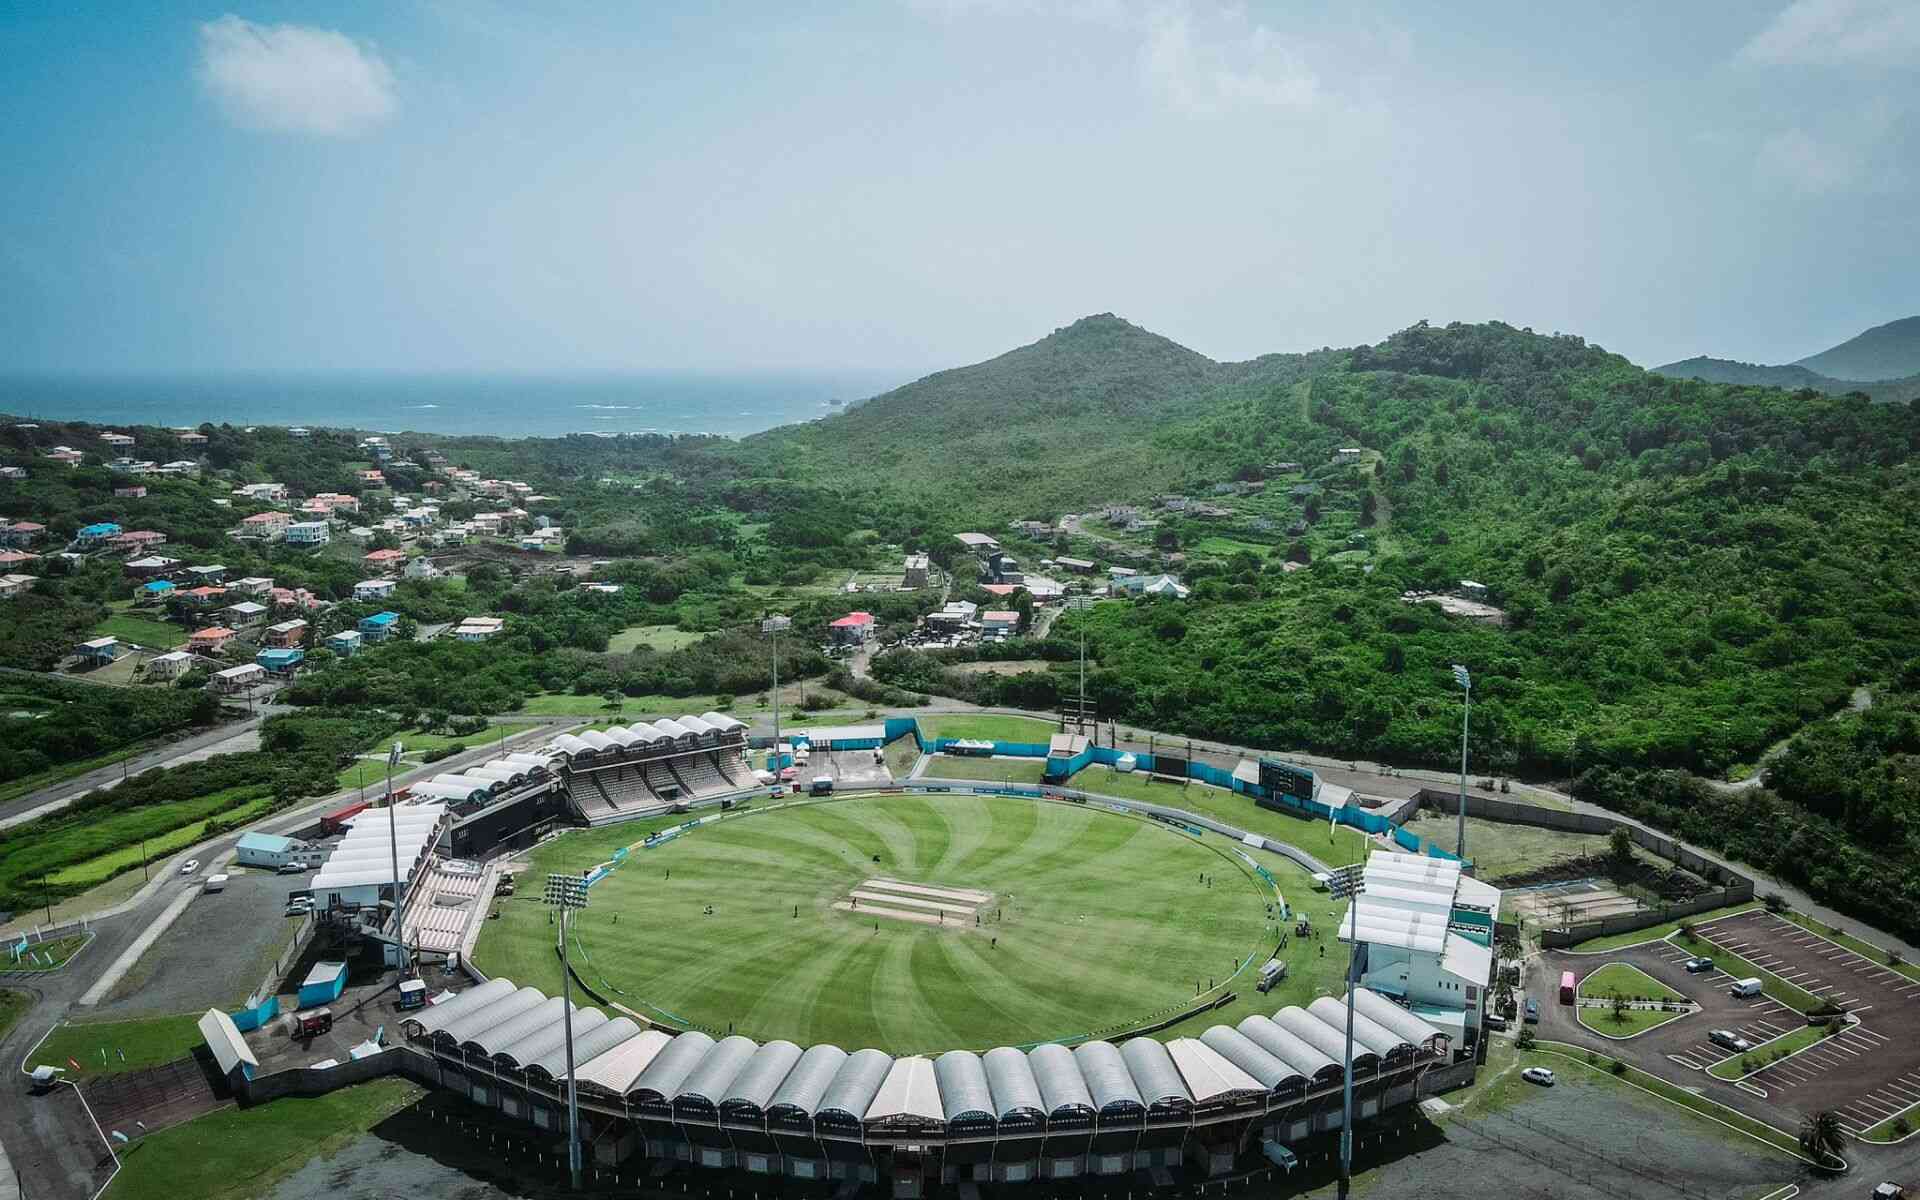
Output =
[
  {"x1": 919, "y1": 755, "x2": 1047, "y2": 785},
  {"x1": 477, "y1": 793, "x2": 1276, "y2": 1051},
  {"x1": 44, "y1": 790, "x2": 274, "y2": 889},
  {"x1": 31, "y1": 1013, "x2": 204, "y2": 1076},
  {"x1": 608, "y1": 624, "x2": 708, "y2": 653},
  {"x1": 882, "y1": 734, "x2": 922, "y2": 779},
  {"x1": 1864, "y1": 1097, "x2": 1920, "y2": 1141},
  {"x1": 103, "y1": 1077, "x2": 425, "y2": 1200},
  {"x1": 915, "y1": 714, "x2": 1059, "y2": 743},
  {"x1": 1189, "y1": 536, "x2": 1273, "y2": 558},
  {"x1": 5, "y1": 931, "x2": 92, "y2": 972},
  {"x1": 1707, "y1": 1021, "x2": 1838, "y2": 1080},
  {"x1": 1566, "y1": 902, "x2": 1762, "y2": 953},
  {"x1": 0, "y1": 988, "x2": 30, "y2": 1042},
  {"x1": 93, "y1": 611, "x2": 185, "y2": 650},
  {"x1": 1578, "y1": 962, "x2": 1686, "y2": 1003},
  {"x1": 1396, "y1": 812, "x2": 1628, "y2": 880},
  {"x1": 1577, "y1": 1004, "x2": 1689, "y2": 1037},
  {"x1": 1062, "y1": 767, "x2": 1373, "y2": 867}
]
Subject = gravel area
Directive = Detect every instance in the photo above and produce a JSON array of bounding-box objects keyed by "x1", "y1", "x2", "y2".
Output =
[{"x1": 91, "y1": 870, "x2": 304, "y2": 1017}]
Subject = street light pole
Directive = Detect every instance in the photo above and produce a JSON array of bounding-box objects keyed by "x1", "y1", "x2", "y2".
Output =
[
  {"x1": 1452, "y1": 664, "x2": 1472, "y2": 858},
  {"x1": 762, "y1": 615, "x2": 789, "y2": 779},
  {"x1": 544, "y1": 872, "x2": 589, "y2": 1190},
  {"x1": 385, "y1": 740, "x2": 405, "y2": 971},
  {"x1": 1330, "y1": 864, "x2": 1367, "y2": 1200}
]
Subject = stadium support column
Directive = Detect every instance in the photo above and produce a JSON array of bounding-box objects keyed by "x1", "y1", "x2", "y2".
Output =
[
  {"x1": 546, "y1": 872, "x2": 590, "y2": 1190},
  {"x1": 1451, "y1": 665, "x2": 1472, "y2": 859},
  {"x1": 1330, "y1": 865, "x2": 1366, "y2": 1200}
]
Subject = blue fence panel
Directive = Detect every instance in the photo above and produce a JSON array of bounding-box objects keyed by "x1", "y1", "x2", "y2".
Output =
[
  {"x1": 991, "y1": 741, "x2": 1053, "y2": 758},
  {"x1": 230, "y1": 993, "x2": 280, "y2": 1032},
  {"x1": 1190, "y1": 762, "x2": 1236, "y2": 790},
  {"x1": 884, "y1": 717, "x2": 922, "y2": 748}
]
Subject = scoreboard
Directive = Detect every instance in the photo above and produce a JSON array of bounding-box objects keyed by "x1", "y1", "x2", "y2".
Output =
[{"x1": 1259, "y1": 759, "x2": 1316, "y2": 800}]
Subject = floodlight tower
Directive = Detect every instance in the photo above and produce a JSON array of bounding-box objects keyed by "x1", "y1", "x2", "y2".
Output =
[
  {"x1": 763, "y1": 614, "x2": 790, "y2": 775},
  {"x1": 385, "y1": 740, "x2": 406, "y2": 968},
  {"x1": 1328, "y1": 863, "x2": 1367, "y2": 1199},
  {"x1": 1452, "y1": 664, "x2": 1472, "y2": 858},
  {"x1": 544, "y1": 871, "x2": 590, "y2": 1190}
]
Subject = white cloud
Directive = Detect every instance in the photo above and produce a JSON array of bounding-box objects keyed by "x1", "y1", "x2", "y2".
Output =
[
  {"x1": 196, "y1": 15, "x2": 396, "y2": 137},
  {"x1": 1756, "y1": 128, "x2": 1856, "y2": 192},
  {"x1": 1139, "y1": 4, "x2": 1319, "y2": 115},
  {"x1": 1737, "y1": 0, "x2": 1920, "y2": 67}
]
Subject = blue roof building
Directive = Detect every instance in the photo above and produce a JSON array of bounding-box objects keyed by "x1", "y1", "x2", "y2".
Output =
[
  {"x1": 141, "y1": 579, "x2": 176, "y2": 594},
  {"x1": 358, "y1": 610, "x2": 399, "y2": 641},
  {"x1": 326, "y1": 629, "x2": 363, "y2": 657},
  {"x1": 76, "y1": 522, "x2": 122, "y2": 544},
  {"x1": 255, "y1": 647, "x2": 305, "y2": 674}
]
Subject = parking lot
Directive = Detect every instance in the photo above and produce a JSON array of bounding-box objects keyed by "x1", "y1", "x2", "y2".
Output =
[{"x1": 1541, "y1": 908, "x2": 1920, "y2": 1138}]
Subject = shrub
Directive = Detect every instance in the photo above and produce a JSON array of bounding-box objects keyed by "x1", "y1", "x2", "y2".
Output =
[
  {"x1": 422, "y1": 745, "x2": 460, "y2": 764},
  {"x1": 1894, "y1": 1116, "x2": 1912, "y2": 1137},
  {"x1": 1609, "y1": 1060, "x2": 1627, "y2": 1076},
  {"x1": 1762, "y1": 892, "x2": 1787, "y2": 914},
  {"x1": 1515, "y1": 1028, "x2": 1535, "y2": 1051}
]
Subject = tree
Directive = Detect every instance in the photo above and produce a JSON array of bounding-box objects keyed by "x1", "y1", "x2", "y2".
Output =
[
  {"x1": 1610, "y1": 992, "x2": 1629, "y2": 1025},
  {"x1": 1798, "y1": 1110, "x2": 1845, "y2": 1166},
  {"x1": 1607, "y1": 825, "x2": 1634, "y2": 874},
  {"x1": 1359, "y1": 493, "x2": 1378, "y2": 527}
]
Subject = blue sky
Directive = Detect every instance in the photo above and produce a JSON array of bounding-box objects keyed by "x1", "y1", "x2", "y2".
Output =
[{"x1": 2, "y1": 1, "x2": 1915, "y2": 373}]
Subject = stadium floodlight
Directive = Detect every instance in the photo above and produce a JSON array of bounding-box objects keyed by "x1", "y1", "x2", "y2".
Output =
[
  {"x1": 385, "y1": 741, "x2": 406, "y2": 957},
  {"x1": 544, "y1": 872, "x2": 590, "y2": 1190},
  {"x1": 1326, "y1": 865, "x2": 1366, "y2": 1200},
  {"x1": 762, "y1": 614, "x2": 789, "y2": 780},
  {"x1": 1451, "y1": 665, "x2": 1472, "y2": 857}
]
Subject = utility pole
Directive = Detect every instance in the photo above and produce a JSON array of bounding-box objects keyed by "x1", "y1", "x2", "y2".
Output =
[
  {"x1": 1329, "y1": 864, "x2": 1367, "y2": 1200},
  {"x1": 545, "y1": 872, "x2": 589, "y2": 1190},
  {"x1": 1452, "y1": 665, "x2": 1472, "y2": 858}
]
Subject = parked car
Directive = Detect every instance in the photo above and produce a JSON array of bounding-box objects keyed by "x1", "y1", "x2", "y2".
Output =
[
  {"x1": 1521, "y1": 1067, "x2": 1556, "y2": 1086},
  {"x1": 1483, "y1": 1013, "x2": 1508, "y2": 1032},
  {"x1": 278, "y1": 861, "x2": 309, "y2": 875},
  {"x1": 179, "y1": 859, "x2": 200, "y2": 876},
  {"x1": 1685, "y1": 956, "x2": 1715, "y2": 973},
  {"x1": 1871, "y1": 1183, "x2": 1906, "y2": 1199},
  {"x1": 1709, "y1": 1029, "x2": 1752, "y2": 1053},
  {"x1": 1524, "y1": 998, "x2": 1540, "y2": 1024}
]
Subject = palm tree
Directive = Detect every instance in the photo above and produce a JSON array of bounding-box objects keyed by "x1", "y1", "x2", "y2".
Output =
[{"x1": 1799, "y1": 1110, "x2": 1846, "y2": 1166}]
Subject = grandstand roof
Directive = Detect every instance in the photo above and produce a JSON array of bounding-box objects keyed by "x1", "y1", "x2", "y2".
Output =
[
  {"x1": 932, "y1": 1050, "x2": 994, "y2": 1123},
  {"x1": 526, "y1": 1013, "x2": 625, "y2": 1080},
  {"x1": 723, "y1": 1040, "x2": 804, "y2": 1113},
  {"x1": 868, "y1": 1056, "x2": 943, "y2": 1125},
  {"x1": 1028, "y1": 1043, "x2": 1095, "y2": 1117},
  {"x1": 576, "y1": 1028, "x2": 672, "y2": 1094},
  {"x1": 819, "y1": 1048, "x2": 894, "y2": 1120},
  {"x1": 1166, "y1": 1037, "x2": 1264, "y2": 1102},
  {"x1": 631, "y1": 1030, "x2": 717, "y2": 1101},
  {"x1": 678, "y1": 1035, "x2": 757, "y2": 1106},
  {"x1": 982, "y1": 1046, "x2": 1045, "y2": 1121},
  {"x1": 769, "y1": 1044, "x2": 850, "y2": 1117}
]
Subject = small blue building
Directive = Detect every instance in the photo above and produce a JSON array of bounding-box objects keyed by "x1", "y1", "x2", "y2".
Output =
[
  {"x1": 141, "y1": 579, "x2": 176, "y2": 596},
  {"x1": 74, "y1": 636, "x2": 119, "y2": 664},
  {"x1": 358, "y1": 611, "x2": 399, "y2": 642},
  {"x1": 326, "y1": 629, "x2": 363, "y2": 657},
  {"x1": 255, "y1": 647, "x2": 305, "y2": 675},
  {"x1": 75, "y1": 521, "x2": 122, "y2": 546},
  {"x1": 297, "y1": 961, "x2": 348, "y2": 1009}
]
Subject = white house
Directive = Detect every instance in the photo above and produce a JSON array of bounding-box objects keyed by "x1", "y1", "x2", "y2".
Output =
[
  {"x1": 452, "y1": 616, "x2": 504, "y2": 641},
  {"x1": 147, "y1": 650, "x2": 193, "y2": 679},
  {"x1": 353, "y1": 579, "x2": 396, "y2": 602},
  {"x1": 402, "y1": 556, "x2": 442, "y2": 581},
  {"x1": 1338, "y1": 851, "x2": 1500, "y2": 1049},
  {"x1": 1332, "y1": 447, "x2": 1366, "y2": 465}
]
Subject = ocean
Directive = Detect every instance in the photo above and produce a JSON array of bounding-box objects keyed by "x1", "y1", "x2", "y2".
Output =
[{"x1": 0, "y1": 369, "x2": 913, "y2": 440}]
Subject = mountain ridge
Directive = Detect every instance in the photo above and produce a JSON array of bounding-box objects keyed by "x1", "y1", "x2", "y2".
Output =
[{"x1": 1794, "y1": 315, "x2": 1920, "y2": 381}]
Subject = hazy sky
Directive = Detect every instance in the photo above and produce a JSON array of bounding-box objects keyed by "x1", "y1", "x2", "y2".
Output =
[{"x1": 3, "y1": 1, "x2": 1915, "y2": 373}]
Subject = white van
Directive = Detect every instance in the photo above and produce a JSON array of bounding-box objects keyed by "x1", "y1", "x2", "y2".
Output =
[
  {"x1": 202, "y1": 873, "x2": 229, "y2": 893},
  {"x1": 1729, "y1": 977, "x2": 1763, "y2": 998}
]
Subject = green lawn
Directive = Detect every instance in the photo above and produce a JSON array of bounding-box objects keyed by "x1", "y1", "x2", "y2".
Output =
[
  {"x1": 103, "y1": 1077, "x2": 425, "y2": 1200},
  {"x1": 1063, "y1": 767, "x2": 1373, "y2": 867},
  {"x1": 5, "y1": 932, "x2": 92, "y2": 972},
  {"x1": 1190, "y1": 536, "x2": 1273, "y2": 558},
  {"x1": 1576, "y1": 1002, "x2": 1690, "y2": 1038},
  {"x1": 1578, "y1": 962, "x2": 1687, "y2": 1003},
  {"x1": 608, "y1": 624, "x2": 708, "y2": 653},
  {"x1": 0, "y1": 988, "x2": 31, "y2": 1043},
  {"x1": 1566, "y1": 902, "x2": 1763, "y2": 953},
  {"x1": 36, "y1": 788, "x2": 274, "y2": 890},
  {"x1": 1708, "y1": 1020, "x2": 1840, "y2": 1080},
  {"x1": 93, "y1": 612, "x2": 185, "y2": 650},
  {"x1": 919, "y1": 755, "x2": 1048, "y2": 785},
  {"x1": 393, "y1": 722, "x2": 512, "y2": 755},
  {"x1": 916, "y1": 714, "x2": 1060, "y2": 743},
  {"x1": 476, "y1": 793, "x2": 1274, "y2": 1051},
  {"x1": 31, "y1": 1013, "x2": 205, "y2": 1076},
  {"x1": 1863, "y1": 1097, "x2": 1920, "y2": 1142},
  {"x1": 1780, "y1": 911, "x2": 1920, "y2": 984}
]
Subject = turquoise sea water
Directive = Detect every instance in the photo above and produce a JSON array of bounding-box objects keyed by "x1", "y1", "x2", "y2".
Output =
[{"x1": 0, "y1": 369, "x2": 911, "y2": 440}]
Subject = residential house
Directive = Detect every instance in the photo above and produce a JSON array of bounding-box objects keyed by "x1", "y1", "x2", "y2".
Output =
[
  {"x1": 181, "y1": 586, "x2": 228, "y2": 607},
  {"x1": 903, "y1": 553, "x2": 929, "y2": 588},
  {"x1": 186, "y1": 564, "x2": 227, "y2": 585},
  {"x1": 187, "y1": 627, "x2": 237, "y2": 653},
  {"x1": 357, "y1": 611, "x2": 400, "y2": 641},
  {"x1": 954, "y1": 532, "x2": 1001, "y2": 555},
  {"x1": 1055, "y1": 556, "x2": 1096, "y2": 574},
  {"x1": 1265, "y1": 461, "x2": 1302, "y2": 474},
  {"x1": 158, "y1": 460, "x2": 201, "y2": 476},
  {"x1": 212, "y1": 663, "x2": 265, "y2": 692},
  {"x1": 356, "y1": 469, "x2": 385, "y2": 485},
  {"x1": 46, "y1": 447, "x2": 84, "y2": 466},
  {"x1": 73, "y1": 522, "x2": 123, "y2": 548},
  {"x1": 288, "y1": 426, "x2": 311, "y2": 439},
  {"x1": 0, "y1": 550, "x2": 40, "y2": 571},
  {"x1": 107, "y1": 458, "x2": 157, "y2": 475},
  {"x1": 0, "y1": 466, "x2": 25, "y2": 480},
  {"x1": 980, "y1": 583, "x2": 1018, "y2": 599},
  {"x1": 255, "y1": 647, "x2": 304, "y2": 675},
  {"x1": 268, "y1": 586, "x2": 324, "y2": 612},
  {"x1": 239, "y1": 511, "x2": 291, "y2": 538},
  {"x1": 353, "y1": 579, "x2": 396, "y2": 602},
  {"x1": 263, "y1": 619, "x2": 308, "y2": 648},
  {"x1": 1457, "y1": 580, "x2": 1490, "y2": 602},
  {"x1": 362, "y1": 548, "x2": 408, "y2": 574},
  {"x1": 146, "y1": 650, "x2": 193, "y2": 679},
  {"x1": 829, "y1": 611, "x2": 876, "y2": 645},
  {"x1": 452, "y1": 616, "x2": 505, "y2": 641},
  {"x1": 519, "y1": 529, "x2": 563, "y2": 551},
  {"x1": 223, "y1": 601, "x2": 269, "y2": 626},
  {"x1": 230, "y1": 576, "x2": 274, "y2": 596},
  {"x1": 926, "y1": 600, "x2": 978, "y2": 629},
  {"x1": 4, "y1": 521, "x2": 46, "y2": 546},
  {"x1": 1013, "y1": 520, "x2": 1054, "y2": 540},
  {"x1": 121, "y1": 552, "x2": 178, "y2": 579},
  {"x1": 581, "y1": 582, "x2": 621, "y2": 594},
  {"x1": 325, "y1": 629, "x2": 363, "y2": 657},
  {"x1": 285, "y1": 521, "x2": 331, "y2": 546},
  {"x1": 439, "y1": 523, "x2": 468, "y2": 545},
  {"x1": 74, "y1": 636, "x2": 120, "y2": 663},
  {"x1": 0, "y1": 574, "x2": 37, "y2": 599},
  {"x1": 310, "y1": 493, "x2": 359, "y2": 514},
  {"x1": 113, "y1": 485, "x2": 147, "y2": 499},
  {"x1": 233, "y1": 482, "x2": 288, "y2": 503},
  {"x1": 1331, "y1": 447, "x2": 1365, "y2": 465},
  {"x1": 177, "y1": 431, "x2": 208, "y2": 446},
  {"x1": 1114, "y1": 573, "x2": 1190, "y2": 600},
  {"x1": 1021, "y1": 575, "x2": 1065, "y2": 601},
  {"x1": 101, "y1": 432, "x2": 134, "y2": 449},
  {"x1": 139, "y1": 579, "x2": 177, "y2": 598},
  {"x1": 980, "y1": 610, "x2": 1019, "y2": 633},
  {"x1": 402, "y1": 556, "x2": 441, "y2": 581}
]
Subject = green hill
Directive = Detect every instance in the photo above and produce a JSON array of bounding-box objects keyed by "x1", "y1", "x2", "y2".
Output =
[
  {"x1": 1651, "y1": 355, "x2": 1920, "y2": 403},
  {"x1": 1795, "y1": 315, "x2": 1920, "y2": 381}
]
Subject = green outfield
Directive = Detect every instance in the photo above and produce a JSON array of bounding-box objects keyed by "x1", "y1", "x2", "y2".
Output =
[{"x1": 475, "y1": 793, "x2": 1277, "y2": 1052}]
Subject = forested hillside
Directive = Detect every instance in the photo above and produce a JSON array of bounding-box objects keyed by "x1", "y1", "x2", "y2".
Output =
[
  {"x1": 1651, "y1": 356, "x2": 1920, "y2": 403},
  {"x1": 1794, "y1": 315, "x2": 1920, "y2": 381}
]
